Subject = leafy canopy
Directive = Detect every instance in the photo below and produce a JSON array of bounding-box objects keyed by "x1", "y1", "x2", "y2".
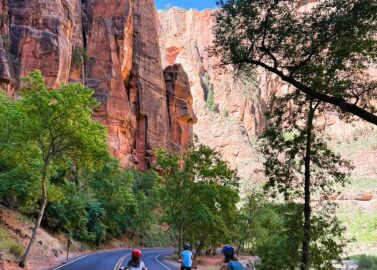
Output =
[{"x1": 213, "y1": 0, "x2": 377, "y2": 124}]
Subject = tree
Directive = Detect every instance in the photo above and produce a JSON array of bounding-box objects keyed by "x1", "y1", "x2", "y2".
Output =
[
  {"x1": 236, "y1": 190, "x2": 264, "y2": 256},
  {"x1": 212, "y1": 0, "x2": 377, "y2": 125},
  {"x1": 154, "y1": 142, "x2": 240, "y2": 254},
  {"x1": 259, "y1": 93, "x2": 352, "y2": 269},
  {"x1": 88, "y1": 158, "x2": 136, "y2": 240},
  {"x1": 0, "y1": 91, "x2": 16, "y2": 156},
  {"x1": 17, "y1": 70, "x2": 107, "y2": 267},
  {"x1": 0, "y1": 91, "x2": 39, "y2": 209}
]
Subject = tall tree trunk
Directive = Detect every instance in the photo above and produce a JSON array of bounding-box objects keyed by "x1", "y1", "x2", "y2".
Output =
[
  {"x1": 237, "y1": 196, "x2": 253, "y2": 256},
  {"x1": 19, "y1": 163, "x2": 49, "y2": 268},
  {"x1": 301, "y1": 104, "x2": 315, "y2": 270},
  {"x1": 195, "y1": 237, "x2": 206, "y2": 259},
  {"x1": 178, "y1": 224, "x2": 184, "y2": 254}
]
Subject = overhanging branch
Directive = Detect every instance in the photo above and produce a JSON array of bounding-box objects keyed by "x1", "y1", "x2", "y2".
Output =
[{"x1": 245, "y1": 60, "x2": 377, "y2": 125}]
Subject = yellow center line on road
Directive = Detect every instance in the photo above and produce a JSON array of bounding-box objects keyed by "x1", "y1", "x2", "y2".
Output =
[{"x1": 113, "y1": 254, "x2": 129, "y2": 270}]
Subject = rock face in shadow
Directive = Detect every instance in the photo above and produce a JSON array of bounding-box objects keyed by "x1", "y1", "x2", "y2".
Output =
[
  {"x1": 164, "y1": 64, "x2": 197, "y2": 152},
  {"x1": 158, "y1": 8, "x2": 269, "y2": 180},
  {"x1": 127, "y1": 0, "x2": 171, "y2": 170},
  {"x1": 81, "y1": 0, "x2": 135, "y2": 167},
  {"x1": 0, "y1": 0, "x2": 195, "y2": 169}
]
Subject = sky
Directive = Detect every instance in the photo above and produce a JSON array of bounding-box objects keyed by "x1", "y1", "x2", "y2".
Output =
[{"x1": 154, "y1": 0, "x2": 217, "y2": 10}]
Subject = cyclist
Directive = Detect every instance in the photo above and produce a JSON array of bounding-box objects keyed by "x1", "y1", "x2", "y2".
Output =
[
  {"x1": 220, "y1": 245, "x2": 244, "y2": 270},
  {"x1": 124, "y1": 249, "x2": 148, "y2": 270},
  {"x1": 179, "y1": 244, "x2": 194, "y2": 270}
]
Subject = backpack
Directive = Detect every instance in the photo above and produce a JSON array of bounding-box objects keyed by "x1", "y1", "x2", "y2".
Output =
[
  {"x1": 227, "y1": 260, "x2": 245, "y2": 270},
  {"x1": 126, "y1": 260, "x2": 145, "y2": 270}
]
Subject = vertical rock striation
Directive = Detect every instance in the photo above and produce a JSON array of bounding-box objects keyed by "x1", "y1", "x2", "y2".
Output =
[
  {"x1": 158, "y1": 8, "x2": 273, "y2": 180},
  {"x1": 164, "y1": 63, "x2": 197, "y2": 152},
  {"x1": 128, "y1": 0, "x2": 170, "y2": 169},
  {"x1": 81, "y1": 0, "x2": 134, "y2": 167},
  {"x1": 157, "y1": 6, "x2": 376, "y2": 181},
  {"x1": 0, "y1": 0, "x2": 196, "y2": 169}
]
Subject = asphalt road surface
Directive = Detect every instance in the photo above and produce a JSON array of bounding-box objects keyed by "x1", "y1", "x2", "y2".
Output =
[{"x1": 51, "y1": 248, "x2": 178, "y2": 270}]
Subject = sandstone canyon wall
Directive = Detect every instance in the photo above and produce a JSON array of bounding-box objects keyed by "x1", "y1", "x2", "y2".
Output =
[
  {"x1": 157, "y1": 7, "x2": 377, "y2": 180},
  {"x1": 158, "y1": 8, "x2": 276, "y2": 180},
  {"x1": 0, "y1": 0, "x2": 195, "y2": 169}
]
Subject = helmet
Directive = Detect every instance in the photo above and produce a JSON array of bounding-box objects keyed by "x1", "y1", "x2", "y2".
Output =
[
  {"x1": 132, "y1": 249, "x2": 142, "y2": 258},
  {"x1": 183, "y1": 244, "x2": 190, "y2": 250},
  {"x1": 222, "y1": 245, "x2": 235, "y2": 256}
]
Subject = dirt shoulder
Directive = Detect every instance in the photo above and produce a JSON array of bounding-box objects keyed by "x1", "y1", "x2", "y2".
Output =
[{"x1": 0, "y1": 205, "x2": 85, "y2": 270}]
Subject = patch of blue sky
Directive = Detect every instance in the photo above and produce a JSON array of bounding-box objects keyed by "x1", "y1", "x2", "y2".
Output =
[{"x1": 155, "y1": 0, "x2": 217, "y2": 10}]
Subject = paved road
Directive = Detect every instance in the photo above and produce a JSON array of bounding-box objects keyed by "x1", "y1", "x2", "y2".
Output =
[{"x1": 52, "y1": 248, "x2": 178, "y2": 270}]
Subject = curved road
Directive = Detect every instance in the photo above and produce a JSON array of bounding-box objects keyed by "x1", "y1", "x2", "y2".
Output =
[{"x1": 52, "y1": 248, "x2": 178, "y2": 270}]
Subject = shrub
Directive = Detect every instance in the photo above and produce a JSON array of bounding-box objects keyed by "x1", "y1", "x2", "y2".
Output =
[
  {"x1": 0, "y1": 227, "x2": 24, "y2": 257},
  {"x1": 201, "y1": 72, "x2": 218, "y2": 113},
  {"x1": 9, "y1": 243, "x2": 24, "y2": 257},
  {"x1": 72, "y1": 47, "x2": 88, "y2": 66},
  {"x1": 356, "y1": 254, "x2": 377, "y2": 269}
]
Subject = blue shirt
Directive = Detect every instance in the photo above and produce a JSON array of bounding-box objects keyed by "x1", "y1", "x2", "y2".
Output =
[
  {"x1": 227, "y1": 261, "x2": 244, "y2": 270},
  {"x1": 180, "y1": 250, "x2": 193, "y2": 267}
]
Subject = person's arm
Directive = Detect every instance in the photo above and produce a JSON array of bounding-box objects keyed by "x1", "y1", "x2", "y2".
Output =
[
  {"x1": 141, "y1": 261, "x2": 148, "y2": 270},
  {"x1": 219, "y1": 264, "x2": 228, "y2": 270}
]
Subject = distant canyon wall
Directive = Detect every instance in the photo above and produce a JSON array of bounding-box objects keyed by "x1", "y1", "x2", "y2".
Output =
[
  {"x1": 157, "y1": 7, "x2": 377, "y2": 180},
  {"x1": 157, "y1": 8, "x2": 276, "y2": 180},
  {"x1": 0, "y1": 0, "x2": 196, "y2": 169}
]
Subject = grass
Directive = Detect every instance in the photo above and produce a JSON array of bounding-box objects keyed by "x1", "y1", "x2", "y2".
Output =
[
  {"x1": 351, "y1": 255, "x2": 377, "y2": 269},
  {"x1": 337, "y1": 203, "x2": 377, "y2": 255},
  {"x1": 342, "y1": 176, "x2": 377, "y2": 193},
  {"x1": 331, "y1": 127, "x2": 377, "y2": 156},
  {"x1": 0, "y1": 226, "x2": 24, "y2": 257}
]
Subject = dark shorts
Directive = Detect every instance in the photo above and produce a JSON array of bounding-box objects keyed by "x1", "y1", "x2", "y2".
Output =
[{"x1": 181, "y1": 266, "x2": 192, "y2": 270}]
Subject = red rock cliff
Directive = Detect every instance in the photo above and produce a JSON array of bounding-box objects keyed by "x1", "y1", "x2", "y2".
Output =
[
  {"x1": 158, "y1": 8, "x2": 269, "y2": 180},
  {"x1": 164, "y1": 63, "x2": 197, "y2": 152},
  {"x1": 157, "y1": 7, "x2": 377, "y2": 180},
  {"x1": 0, "y1": 0, "x2": 195, "y2": 169}
]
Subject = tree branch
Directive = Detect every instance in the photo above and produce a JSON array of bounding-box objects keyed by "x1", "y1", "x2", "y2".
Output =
[{"x1": 245, "y1": 60, "x2": 377, "y2": 125}]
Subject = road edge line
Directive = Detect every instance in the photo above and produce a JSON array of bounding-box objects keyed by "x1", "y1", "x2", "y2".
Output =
[
  {"x1": 52, "y1": 253, "x2": 95, "y2": 270},
  {"x1": 51, "y1": 249, "x2": 123, "y2": 270},
  {"x1": 155, "y1": 254, "x2": 172, "y2": 270}
]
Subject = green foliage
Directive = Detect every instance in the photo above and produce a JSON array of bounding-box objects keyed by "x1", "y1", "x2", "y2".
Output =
[
  {"x1": 338, "y1": 205, "x2": 377, "y2": 248},
  {"x1": 206, "y1": 89, "x2": 217, "y2": 112},
  {"x1": 252, "y1": 203, "x2": 303, "y2": 270},
  {"x1": 256, "y1": 93, "x2": 352, "y2": 269},
  {"x1": 18, "y1": 70, "x2": 108, "y2": 168},
  {"x1": 260, "y1": 98, "x2": 352, "y2": 201},
  {"x1": 72, "y1": 47, "x2": 88, "y2": 66},
  {"x1": 201, "y1": 72, "x2": 218, "y2": 113},
  {"x1": 1, "y1": 33, "x2": 9, "y2": 51},
  {"x1": 154, "y1": 141, "x2": 240, "y2": 253},
  {"x1": 236, "y1": 67, "x2": 260, "y2": 99},
  {"x1": 42, "y1": 158, "x2": 163, "y2": 246},
  {"x1": 0, "y1": 227, "x2": 24, "y2": 257},
  {"x1": 213, "y1": 0, "x2": 377, "y2": 124},
  {"x1": 354, "y1": 255, "x2": 377, "y2": 269},
  {"x1": 0, "y1": 13, "x2": 8, "y2": 24},
  {"x1": 331, "y1": 127, "x2": 377, "y2": 156},
  {"x1": 0, "y1": 69, "x2": 172, "y2": 250}
]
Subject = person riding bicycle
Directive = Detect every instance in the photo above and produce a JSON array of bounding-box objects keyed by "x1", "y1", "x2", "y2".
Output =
[
  {"x1": 179, "y1": 244, "x2": 194, "y2": 270},
  {"x1": 123, "y1": 249, "x2": 148, "y2": 270},
  {"x1": 220, "y1": 245, "x2": 244, "y2": 270}
]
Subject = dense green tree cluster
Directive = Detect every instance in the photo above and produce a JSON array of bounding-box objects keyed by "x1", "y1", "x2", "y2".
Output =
[
  {"x1": 212, "y1": 0, "x2": 377, "y2": 269},
  {"x1": 0, "y1": 71, "x2": 244, "y2": 267},
  {"x1": 154, "y1": 142, "x2": 240, "y2": 255},
  {"x1": 0, "y1": 71, "x2": 163, "y2": 266}
]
